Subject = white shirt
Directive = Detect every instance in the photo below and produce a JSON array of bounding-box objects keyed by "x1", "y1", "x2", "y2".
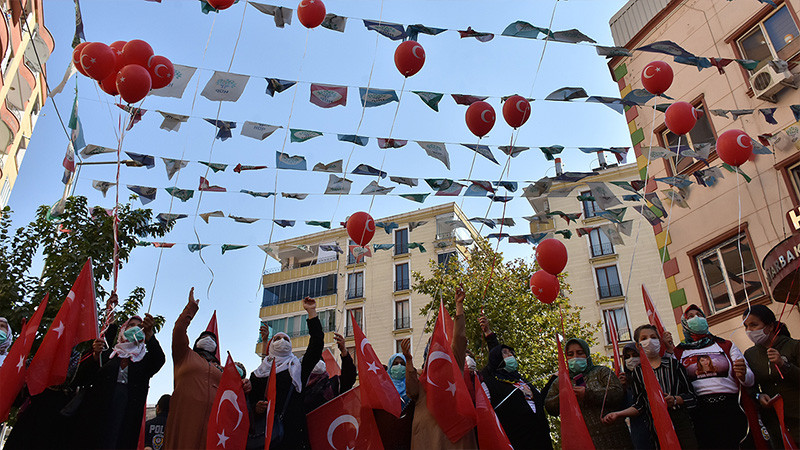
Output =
[{"x1": 679, "y1": 342, "x2": 754, "y2": 395}]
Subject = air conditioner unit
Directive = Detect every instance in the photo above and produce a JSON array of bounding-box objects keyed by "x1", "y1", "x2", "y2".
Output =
[{"x1": 750, "y1": 63, "x2": 796, "y2": 103}]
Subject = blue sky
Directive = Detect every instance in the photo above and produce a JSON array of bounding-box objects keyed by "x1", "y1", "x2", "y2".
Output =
[{"x1": 11, "y1": 0, "x2": 630, "y2": 402}]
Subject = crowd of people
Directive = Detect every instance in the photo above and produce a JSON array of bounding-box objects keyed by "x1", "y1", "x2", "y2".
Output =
[{"x1": 0, "y1": 288, "x2": 797, "y2": 450}]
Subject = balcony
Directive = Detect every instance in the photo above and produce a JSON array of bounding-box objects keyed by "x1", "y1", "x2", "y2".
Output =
[
  {"x1": 262, "y1": 256, "x2": 337, "y2": 285},
  {"x1": 598, "y1": 284, "x2": 623, "y2": 299},
  {"x1": 394, "y1": 280, "x2": 410, "y2": 292},
  {"x1": 395, "y1": 317, "x2": 411, "y2": 330},
  {"x1": 590, "y1": 242, "x2": 615, "y2": 258}
]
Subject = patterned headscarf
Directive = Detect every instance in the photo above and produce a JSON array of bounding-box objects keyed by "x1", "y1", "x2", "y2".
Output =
[
  {"x1": 0, "y1": 317, "x2": 12, "y2": 355},
  {"x1": 110, "y1": 316, "x2": 147, "y2": 362},
  {"x1": 679, "y1": 305, "x2": 716, "y2": 350}
]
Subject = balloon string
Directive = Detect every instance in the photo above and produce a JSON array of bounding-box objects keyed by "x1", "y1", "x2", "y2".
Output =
[{"x1": 367, "y1": 76, "x2": 406, "y2": 214}]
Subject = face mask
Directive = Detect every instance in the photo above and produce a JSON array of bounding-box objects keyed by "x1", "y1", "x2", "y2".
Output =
[
  {"x1": 568, "y1": 357, "x2": 588, "y2": 373},
  {"x1": 640, "y1": 338, "x2": 661, "y2": 356},
  {"x1": 270, "y1": 339, "x2": 292, "y2": 356},
  {"x1": 312, "y1": 360, "x2": 327, "y2": 375},
  {"x1": 625, "y1": 357, "x2": 640, "y2": 371},
  {"x1": 465, "y1": 356, "x2": 477, "y2": 372},
  {"x1": 389, "y1": 364, "x2": 405, "y2": 380},
  {"x1": 746, "y1": 328, "x2": 770, "y2": 346},
  {"x1": 0, "y1": 331, "x2": 7, "y2": 343},
  {"x1": 236, "y1": 365, "x2": 245, "y2": 378},
  {"x1": 686, "y1": 316, "x2": 709, "y2": 334},
  {"x1": 196, "y1": 336, "x2": 217, "y2": 353},
  {"x1": 503, "y1": 356, "x2": 518, "y2": 372},
  {"x1": 123, "y1": 326, "x2": 145, "y2": 344}
]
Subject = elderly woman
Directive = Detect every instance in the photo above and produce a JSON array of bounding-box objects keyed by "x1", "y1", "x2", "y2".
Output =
[
  {"x1": 0, "y1": 317, "x2": 12, "y2": 367},
  {"x1": 544, "y1": 337, "x2": 632, "y2": 449}
]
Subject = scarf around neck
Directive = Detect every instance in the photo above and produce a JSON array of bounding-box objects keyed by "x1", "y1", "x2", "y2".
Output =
[
  {"x1": 253, "y1": 333, "x2": 302, "y2": 392},
  {"x1": 110, "y1": 316, "x2": 147, "y2": 362}
]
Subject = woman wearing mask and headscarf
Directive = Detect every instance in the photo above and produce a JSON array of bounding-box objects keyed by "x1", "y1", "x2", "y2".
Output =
[
  {"x1": 480, "y1": 343, "x2": 553, "y2": 450},
  {"x1": 0, "y1": 317, "x2": 12, "y2": 367},
  {"x1": 545, "y1": 337, "x2": 632, "y2": 449},
  {"x1": 742, "y1": 305, "x2": 799, "y2": 446},
  {"x1": 674, "y1": 304, "x2": 753, "y2": 450},
  {"x1": 302, "y1": 332, "x2": 356, "y2": 413},
  {"x1": 619, "y1": 343, "x2": 651, "y2": 450},
  {"x1": 247, "y1": 297, "x2": 323, "y2": 450},
  {"x1": 374, "y1": 352, "x2": 414, "y2": 450},
  {"x1": 603, "y1": 325, "x2": 697, "y2": 449},
  {"x1": 72, "y1": 310, "x2": 165, "y2": 450},
  {"x1": 164, "y1": 288, "x2": 223, "y2": 450}
]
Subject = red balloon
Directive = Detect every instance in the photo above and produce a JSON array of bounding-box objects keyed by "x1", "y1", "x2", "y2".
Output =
[
  {"x1": 121, "y1": 40, "x2": 154, "y2": 68},
  {"x1": 641, "y1": 61, "x2": 673, "y2": 95},
  {"x1": 99, "y1": 72, "x2": 119, "y2": 96},
  {"x1": 716, "y1": 129, "x2": 753, "y2": 167},
  {"x1": 297, "y1": 0, "x2": 326, "y2": 28},
  {"x1": 73, "y1": 42, "x2": 91, "y2": 76},
  {"x1": 394, "y1": 40, "x2": 425, "y2": 77},
  {"x1": 207, "y1": 0, "x2": 235, "y2": 9},
  {"x1": 147, "y1": 55, "x2": 174, "y2": 90},
  {"x1": 530, "y1": 270, "x2": 560, "y2": 304},
  {"x1": 502, "y1": 94, "x2": 531, "y2": 128},
  {"x1": 664, "y1": 101, "x2": 699, "y2": 136},
  {"x1": 537, "y1": 238, "x2": 568, "y2": 275},
  {"x1": 116, "y1": 65, "x2": 151, "y2": 104},
  {"x1": 465, "y1": 101, "x2": 495, "y2": 138},
  {"x1": 80, "y1": 42, "x2": 116, "y2": 81},
  {"x1": 109, "y1": 41, "x2": 127, "y2": 71},
  {"x1": 346, "y1": 211, "x2": 375, "y2": 247}
]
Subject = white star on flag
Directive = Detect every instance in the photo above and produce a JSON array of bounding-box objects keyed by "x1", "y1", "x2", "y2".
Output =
[
  {"x1": 17, "y1": 355, "x2": 24, "y2": 372},
  {"x1": 54, "y1": 321, "x2": 65, "y2": 338},
  {"x1": 367, "y1": 361, "x2": 380, "y2": 374},
  {"x1": 217, "y1": 429, "x2": 229, "y2": 448},
  {"x1": 446, "y1": 381, "x2": 457, "y2": 396}
]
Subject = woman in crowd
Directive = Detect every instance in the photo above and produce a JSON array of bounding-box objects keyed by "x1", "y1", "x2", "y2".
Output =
[
  {"x1": 0, "y1": 317, "x2": 12, "y2": 367},
  {"x1": 545, "y1": 337, "x2": 632, "y2": 449},
  {"x1": 742, "y1": 305, "x2": 799, "y2": 446},
  {"x1": 619, "y1": 343, "x2": 652, "y2": 450},
  {"x1": 303, "y1": 332, "x2": 356, "y2": 413},
  {"x1": 247, "y1": 296, "x2": 322, "y2": 450},
  {"x1": 164, "y1": 288, "x2": 224, "y2": 450},
  {"x1": 674, "y1": 305, "x2": 753, "y2": 449},
  {"x1": 375, "y1": 352, "x2": 415, "y2": 450},
  {"x1": 74, "y1": 311, "x2": 166, "y2": 449},
  {"x1": 602, "y1": 325, "x2": 698, "y2": 449}
]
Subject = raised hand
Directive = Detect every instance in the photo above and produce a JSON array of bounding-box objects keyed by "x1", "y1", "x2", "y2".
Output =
[
  {"x1": 334, "y1": 332, "x2": 348, "y2": 356},
  {"x1": 302, "y1": 297, "x2": 317, "y2": 318},
  {"x1": 188, "y1": 287, "x2": 198, "y2": 306},
  {"x1": 260, "y1": 324, "x2": 270, "y2": 343},
  {"x1": 455, "y1": 284, "x2": 465, "y2": 304},
  {"x1": 479, "y1": 315, "x2": 492, "y2": 337},
  {"x1": 662, "y1": 331, "x2": 675, "y2": 353},
  {"x1": 92, "y1": 338, "x2": 105, "y2": 360},
  {"x1": 400, "y1": 338, "x2": 412, "y2": 359},
  {"x1": 142, "y1": 313, "x2": 155, "y2": 341}
]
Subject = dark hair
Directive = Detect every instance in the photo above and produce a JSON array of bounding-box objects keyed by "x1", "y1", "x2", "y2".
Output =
[
  {"x1": 156, "y1": 394, "x2": 171, "y2": 414},
  {"x1": 633, "y1": 324, "x2": 659, "y2": 342},
  {"x1": 743, "y1": 305, "x2": 792, "y2": 338}
]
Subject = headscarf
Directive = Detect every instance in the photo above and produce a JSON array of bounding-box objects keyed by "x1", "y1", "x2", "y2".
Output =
[
  {"x1": 679, "y1": 305, "x2": 717, "y2": 350},
  {"x1": 253, "y1": 332, "x2": 303, "y2": 392},
  {"x1": 0, "y1": 317, "x2": 13, "y2": 355},
  {"x1": 486, "y1": 344, "x2": 523, "y2": 382},
  {"x1": 387, "y1": 353, "x2": 409, "y2": 406},
  {"x1": 564, "y1": 338, "x2": 595, "y2": 377},
  {"x1": 110, "y1": 316, "x2": 147, "y2": 362},
  {"x1": 193, "y1": 330, "x2": 220, "y2": 364},
  {"x1": 622, "y1": 343, "x2": 639, "y2": 375},
  {"x1": 743, "y1": 304, "x2": 791, "y2": 338}
]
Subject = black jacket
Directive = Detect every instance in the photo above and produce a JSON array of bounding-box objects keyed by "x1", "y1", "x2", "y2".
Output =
[{"x1": 302, "y1": 353, "x2": 357, "y2": 413}]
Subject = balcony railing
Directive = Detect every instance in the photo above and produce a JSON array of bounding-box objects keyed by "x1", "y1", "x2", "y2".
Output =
[
  {"x1": 590, "y1": 242, "x2": 615, "y2": 258},
  {"x1": 395, "y1": 280, "x2": 410, "y2": 291},
  {"x1": 395, "y1": 317, "x2": 411, "y2": 330},
  {"x1": 598, "y1": 284, "x2": 623, "y2": 299}
]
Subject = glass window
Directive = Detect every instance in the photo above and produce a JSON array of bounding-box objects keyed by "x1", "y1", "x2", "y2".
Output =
[
  {"x1": 696, "y1": 233, "x2": 765, "y2": 314},
  {"x1": 596, "y1": 266, "x2": 623, "y2": 298},
  {"x1": 581, "y1": 190, "x2": 602, "y2": 218},
  {"x1": 395, "y1": 300, "x2": 410, "y2": 330},
  {"x1": 603, "y1": 308, "x2": 632, "y2": 343},
  {"x1": 395, "y1": 263, "x2": 410, "y2": 291},
  {"x1": 589, "y1": 229, "x2": 614, "y2": 257},
  {"x1": 788, "y1": 162, "x2": 800, "y2": 201},
  {"x1": 737, "y1": 6, "x2": 800, "y2": 67},
  {"x1": 348, "y1": 272, "x2": 364, "y2": 299},
  {"x1": 395, "y1": 229, "x2": 409, "y2": 255},
  {"x1": 345, "y1": 307, "x2": 363, "y2": 337}
]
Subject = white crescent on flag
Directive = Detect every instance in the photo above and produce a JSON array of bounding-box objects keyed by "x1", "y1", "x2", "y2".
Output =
[
  {"x1": 327, "y1": 414, "x2": 359, "y2": 449},
  {"x1": 217, "y1": 390, "x2": 244, "y2": 431}
]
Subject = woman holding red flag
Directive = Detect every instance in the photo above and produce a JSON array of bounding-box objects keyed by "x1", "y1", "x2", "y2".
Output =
[{"x1": 742, "y1": 305, "x2": 800, "y2": 446}]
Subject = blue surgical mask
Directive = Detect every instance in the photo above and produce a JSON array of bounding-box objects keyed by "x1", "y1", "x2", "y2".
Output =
[
  {"x1": 568, "y1": 357, "x2": 588, "y2": 373},
  {"x1": 686, "y1": 316, "x2": 709, "y2": 334},
  {"x1": 0, "y1": 331, "x2": 7, "y2": 343},
  {"x1": 503, "y1": 356, "x2": 518, "y2": 372},
  {"x1": 389, "y1": 364, "x2": 405, "y2": 380},
  {"x1": 124, "y1": 326, "x2": 145, "y2": 343}
]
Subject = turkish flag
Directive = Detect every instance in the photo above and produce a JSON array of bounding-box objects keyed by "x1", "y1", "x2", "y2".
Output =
[
  {"x1": 637, "y1": 345, "x2": 681, "y2": 449},
  {"x1": 351, "y1": 312, "x2": 402, "y2": 418},
  {"x1": 322, "y1": 348, "x2": 341, "y2": 377},
  {"x1": 642, "y1": 285, "x2": 666, "y2": 356},
  {"x1": 556, "y1": 336, "x2": 595, "y2": 450},
  {"x1": 769, "y1": 395, "x2": 798, "y2": 450},
  {"x1": 422, "y1": 301, "x2": 476, "y2": 443},
  {"x1": 307, "y1": 387, "x2": 384, "y2": 450},
  {"x1": 474, "y1": 374, "x2": 513, "y2": 450},
  {"x1": 607, "y1": 313, "x2": 622, "y2": 375},
  {"x1": 207, "y1": 353, "x2": 250, "y2": 450},
  {"x1": 263, "y1": 359, "x2": 277, "y2": 449},
  {"x1": 206, "y1": 310, "x2": 221, "y2": 363},
  {"x1": 27, "y1": 260, "x2": 99, "y2": 396},
  {"x1": 0, "y1": 294, "x2": 48, "y2": 421}
]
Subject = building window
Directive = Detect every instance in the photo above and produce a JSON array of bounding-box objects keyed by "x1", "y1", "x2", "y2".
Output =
[
  {"x1": 736, "y1": 5, "x2": 800, "y2": 68},
  {"x1": 395, "y1": 228, "x2": 408, "y2": 255},
  {"x1": 596, "y1": 265, "x2": 623, "y2": 299},
  {"x1": 265, "y1": 309, "x2": 336, "y2": 339},
  {"x1": 660, "y1": 98, "x2": 716, "y2": 175},
  {"x1": 262, "y1": 274, "x2": 337, "y2": 307},
  {"x1": 395, "y1": 299, "x2": 411, "y2": 330},
  {"x1": 347, "y1": 271, "x2": 364, "y2": 299},
  {"x1": 696, "y1": 233, "x2": 765, "y2": 314},
  {"x1": 581, "y1": 190, "x2": 601, "y2": 218},
  {"x1": 589, "y1": 229, "x2": 614, "y2": 257},
  {"x1": 787, "y1": 161, "x2": 800, "y2": 203},
  {"x1": 0, "y1": 179, "x2": 10, "y2": 207},
  {"x1": 395, "y1": 262, "x2": 410, "y2": 291},
  {"x1": 395, "y1": 338, "x2": 410, "y2": 355},
  {"x1": 438, "y1": 251, "x2": 457, "y2": 273},
  {"x1": 603, "y1": 307, "x2": 632, "y2": 343},
  {"x1": 345, "y1": 307, "x2": 363, "y2": 337}
]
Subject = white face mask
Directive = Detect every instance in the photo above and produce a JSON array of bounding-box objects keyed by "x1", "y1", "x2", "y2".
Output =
[
  {"x1": 312, "y1": 360, "x2": 327, "y2": 375},
  {"x1": 640, "y1": 338, "x2": 661, "y2": 356},
  {"x1": 270, "y1": 338, "x2": 292, "y2": 356},
  {"x1": 746, "y1": 328, "x2": 770, "y2": 346},
  {"x1": 625, "y1": 357, "x2": 640, "y2": 371},
  {"x1": 196, "y1": 336, "x2": 216, "y2": 353},
  {"x1": 465, "y1": 356, "x2": 477, "y2": 372}
]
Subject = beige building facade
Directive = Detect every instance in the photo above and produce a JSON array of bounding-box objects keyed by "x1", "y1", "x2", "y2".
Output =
[
  {"x1": 256, "y1": 203, "x2": 481, "y2": 364},
  {"x1": 608, "y1": 0, "x2": 800, "y2": 349}
]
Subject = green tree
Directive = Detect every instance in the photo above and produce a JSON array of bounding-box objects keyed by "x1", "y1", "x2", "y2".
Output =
[{"x1": 0, "y1": 195, "x2": 173, "y2": 339}]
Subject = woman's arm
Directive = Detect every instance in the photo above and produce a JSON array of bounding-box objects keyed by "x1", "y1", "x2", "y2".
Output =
[
  {"x1": 401, "y1": 338, "x2": 420, "y2": 400},
  {"x1": 173, "y1": 288, "x2": 199, "y2": 365},
  {"x1": 544, "y1": 376, "x2": 561, "y2": 416},
  {"x1": 451, "y1": 286, "x2": 467, "y2": 372},
  {"x1": 300, "y1": 297, "x2": 324, "y2": 387}
]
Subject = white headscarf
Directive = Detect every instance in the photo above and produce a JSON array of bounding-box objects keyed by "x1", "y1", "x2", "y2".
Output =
[
  {"x1": 110, "y1": 316, "x2": 147, "y2": 362},
  {"x1": 0, "y1": 318, "x2": 12, "y2": 356},
  {"x1": 253, "y1": 332, "x2": 303, "y2": 392}
]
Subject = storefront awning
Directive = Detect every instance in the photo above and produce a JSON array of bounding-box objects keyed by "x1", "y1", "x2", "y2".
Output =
[{"x1": 762, "y1": 233, "x2": 800, "y2": 303}]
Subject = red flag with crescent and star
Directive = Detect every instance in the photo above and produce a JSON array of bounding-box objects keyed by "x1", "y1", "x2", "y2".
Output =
[
  {"x1": 351, "y1": 312, "x2": 402, "y2": 417},
  {"x1": 263, "y1": 358, "x2": 277, "y2": 449},
  {"x1": 556, "y1": 336, "x2": 595, "y2": 450},
  {"x1": 474, "y1": 373, "x2": 513, "y2": 450},
  {"x1": 27, "y1": 260, "x2": 99, "y2": 395},
  {"x1": 207, "y1": 353, "x2": 250, "y2": 450},
  {"x1": 637, "y1": 343, "x2": 681, "y2": 449},
  {"x1": 322, "y1": 348, "x2": 342, "y2": 377},
  {"x1": 0, "y1": 294, "x2": 48, "y2": 421},
  {"x1": 206, "y1": 310, "x2": 221, "y2": 363},
  {"x1": 306, "y1": 386, "x2": 384, "y2": 450},
  {"x1": 422, "y1": 301, "x2": 476, "y2": 443}
]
